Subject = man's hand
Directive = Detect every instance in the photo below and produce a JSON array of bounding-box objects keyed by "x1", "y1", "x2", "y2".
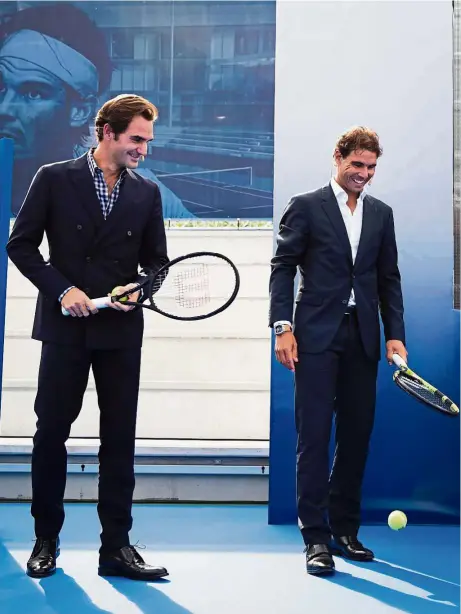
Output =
[
  {"x1": 386, "y1": 340, "x2": 408, "y2": 365},
  {"x1": 61, "y1": 288, "x2": 98, "y2": 318},
  {"x1": 275, "y1": 331, "x2": 298, "y2": 372},
  {"x1": 108, "y1": 283, "x2": 140, "y2": 312}
]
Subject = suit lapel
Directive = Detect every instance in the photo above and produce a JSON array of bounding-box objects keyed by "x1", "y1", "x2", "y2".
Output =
[
  {"x1": 68, "y1": 157, "x2": 141, "y2": 242},
  {"x1": 68, "y1": 154, "x2": 105, "y2": 228},
  {"x1": 95, "y1": 169, "x2": 140, "y2": 242},
  {"x1": 354, "y1": 195, "x2": 375, "y2": 269},
  {"x1": 321, "y1": 185, "x2": 352, "y2": 263}
]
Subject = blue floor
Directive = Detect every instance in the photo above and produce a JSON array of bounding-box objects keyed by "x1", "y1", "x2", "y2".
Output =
[{"x1": 0, "y1": 503, "x2": 459, "y2": 614}]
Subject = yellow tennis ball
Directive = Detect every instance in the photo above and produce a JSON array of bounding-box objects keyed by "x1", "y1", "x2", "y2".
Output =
[
  {"x1": 111, "y1": 287, "x2": 128, "y2": 303},
  {"x1": 388, "y1": 510, "x2": 407, "y2": 531}
]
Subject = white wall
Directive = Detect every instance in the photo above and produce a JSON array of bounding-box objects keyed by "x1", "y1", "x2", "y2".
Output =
[{"x1": 1, "y1": 228, "x2": 273, "y2": 440}]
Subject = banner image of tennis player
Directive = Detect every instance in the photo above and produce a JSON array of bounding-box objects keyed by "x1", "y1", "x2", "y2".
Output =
[{"x1": 0, "y1": 1, "x2": 275, "y2": 219}]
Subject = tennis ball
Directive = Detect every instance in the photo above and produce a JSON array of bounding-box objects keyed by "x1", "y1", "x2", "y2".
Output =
[
  {"x1": 111, "y1": 287, "x2": 128, "y2": 303},
  {"x1": 388, "y1": 510, "x2": 407, "y2": 531}
]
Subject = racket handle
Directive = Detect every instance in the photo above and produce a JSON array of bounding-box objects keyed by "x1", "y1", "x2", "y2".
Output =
[
  {"x1": 61, "y1": 296, "x2": 111, "y2": 316},
  {"x1": 392, "y1": 353, "x2": 407, "y2": 369}
]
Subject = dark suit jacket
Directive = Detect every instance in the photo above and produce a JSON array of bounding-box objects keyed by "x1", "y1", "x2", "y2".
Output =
[
  {"x1": 269, "y1": 184, "x2": 405, "y2": 361},
  {"x1": 6, "y1": 154, "x2": 169, "y2": 349}
]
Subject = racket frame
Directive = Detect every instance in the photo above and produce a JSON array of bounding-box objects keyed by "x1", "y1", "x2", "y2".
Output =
[
  {"x1": 391, "y1": 354, "x2": 459, "y2": 416},
  {"x1": 62, "y1": 251, "x2": 240, "y2": 322}
]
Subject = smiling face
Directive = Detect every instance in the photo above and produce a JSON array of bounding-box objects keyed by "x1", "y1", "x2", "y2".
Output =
[
  {"x1": 105, "y1": 115, "x2": 153, "y2": 171},
  {"x1": 334, "y1": 148, "x2": 377, "y2": 195}
]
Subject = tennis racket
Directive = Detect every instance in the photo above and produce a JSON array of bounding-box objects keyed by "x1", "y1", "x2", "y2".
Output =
[
  {"x1": 61, "y1": 251, "x2": 240, "y2": 321},
  {"x1": 392, "y1": 354, "x2": 459, "y2": 416}
]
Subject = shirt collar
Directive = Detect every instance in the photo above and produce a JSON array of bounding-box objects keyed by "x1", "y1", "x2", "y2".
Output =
[
  {"x1": 330, "y1": 177, "x2": 365, "y2": 208},
  {"x1": 87, "y1": 148, "x2": 127, "y2": 181},
  {"x1": 87, "y1": 148, "x2": 100, "y2": 178}
]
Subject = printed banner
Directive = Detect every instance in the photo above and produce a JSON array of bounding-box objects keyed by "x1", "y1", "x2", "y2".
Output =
[{"x1": 0, "y1": 1, "x2": 275, "y2": 219}]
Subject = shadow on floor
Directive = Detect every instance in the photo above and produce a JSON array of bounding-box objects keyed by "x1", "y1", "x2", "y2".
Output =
[
  {"x1": 326, "y1": 557, "x2": 460, "y2": 614},
  {"x1": 0, "y1": 541, "x2": 191, "y2": 614},
  {"x1": 102, "y1": 576, "x2": 193, "y2": 614}
]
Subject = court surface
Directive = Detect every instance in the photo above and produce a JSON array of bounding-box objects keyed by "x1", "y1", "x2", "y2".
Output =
[
  {"x1": 148, "y1": 128, "x2": 274, "y2": 218},
  {"x1": 0, "y1": 503, "x2": 458, "y2": 614}
]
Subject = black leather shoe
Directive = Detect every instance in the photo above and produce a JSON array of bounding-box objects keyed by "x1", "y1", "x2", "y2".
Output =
[
  {"x1": 330, "y1": 535, "x2": 374, "y2": 561},
  {"x1": 304, "y1": 544, "x2": 335, "y2": 575},
  {"x1": 98, "y1": 546, "x2": 168, "y2": 581},
  {"x1": 26, "y1": 537, "x2": 60, "y2": 578}
]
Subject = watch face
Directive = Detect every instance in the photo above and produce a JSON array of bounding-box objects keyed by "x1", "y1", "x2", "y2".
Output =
[{"x1": 275, "y1": 325, "x2": 282, "y2": 334}]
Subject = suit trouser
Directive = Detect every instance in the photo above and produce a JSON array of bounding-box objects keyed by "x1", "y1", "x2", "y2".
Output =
[
  {"x1": 294, "y1": 311, "x2": 378, "y2": 545},
  {"x1": 31, "y1": 342, "x2": 141, "y2": 553}
]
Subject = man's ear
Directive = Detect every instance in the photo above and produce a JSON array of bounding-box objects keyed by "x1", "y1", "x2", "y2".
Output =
[
  {"x1": 333, "y1": 147, "x2": 342, "y2": 167},
  {"x1": 69, "y1": 95, "x2": 97, "y2": 128},
  {"x1": 102, "y1": 123, "x2": 115, "y2": 140}
]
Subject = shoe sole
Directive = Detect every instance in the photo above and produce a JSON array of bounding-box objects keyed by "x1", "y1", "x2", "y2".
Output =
[
  {"x1": 26, "y1": 567, "x2": 57, "y2": 579},
  {"x1": 98, "y1": 566, "x2": 169, "y2": 581},
  {"x1": 330, "y1": 547, "x2": 374, "y2": 562},
  {"x1": 306, "y1": 566, "x2": 335, "y2": 576}
]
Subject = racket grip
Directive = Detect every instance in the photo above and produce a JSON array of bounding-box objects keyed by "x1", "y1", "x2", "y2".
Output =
[
  {"x1": 61, "y1": 296, "x2": 111, "y2": 316},
  {"x1": 392, "y1": 353, "x2": 407, "y2": 369}
]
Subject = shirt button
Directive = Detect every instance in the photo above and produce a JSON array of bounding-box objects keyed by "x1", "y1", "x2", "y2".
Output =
[
  {"x1": 77, "y1": 224, "x2": 82, "y2": 230},
  {"x1": 86, "y1": 256, "x2": 91, "y2": 262},
  {"x1": 127, "y1": 230, "x2": 132, "y2": 236},
  {"x1": 342, "y1": 300, "x2": 348, "y2": 304}
]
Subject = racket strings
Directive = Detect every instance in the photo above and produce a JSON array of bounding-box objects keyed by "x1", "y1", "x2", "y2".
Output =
[
  {"x1": 147, "y1": 254, "x2": 238, "y2": 318},
  {"x1": 172, "y1": 264, "x2": 210, "y2": 308},
  {"x1": 395, "y1": 373, "x2": 454, "y2": 412}
]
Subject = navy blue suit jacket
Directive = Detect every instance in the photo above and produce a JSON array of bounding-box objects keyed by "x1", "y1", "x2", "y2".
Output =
[
  {"x1": 269, "y1": 184, "x2": 405, "y2": 361},
  {"x1": 6, "y1": 154, "x2": 169, "y2": 349}
]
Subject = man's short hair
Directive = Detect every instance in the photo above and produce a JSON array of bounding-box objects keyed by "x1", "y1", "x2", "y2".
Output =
[
  {"x1": 335, "y1": 126, "x2": 383, "y2": 159},
  {"x1": 95, "y1": 94, "x2": 159, "y2": 141}
]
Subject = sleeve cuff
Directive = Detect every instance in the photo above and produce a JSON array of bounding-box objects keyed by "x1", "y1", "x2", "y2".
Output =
[
  {"x1": 273, "y1": 320, "x2": 292, "y2": 328},
  {"x1": 58, "y1": 286, "x2": 75, "y2": 303}
]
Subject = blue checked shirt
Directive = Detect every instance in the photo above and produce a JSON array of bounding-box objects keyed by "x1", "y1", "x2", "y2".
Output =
[
  {"x1": 58, "y1": 150, "x2": 127, "y2": 302},
  {"x1": 87, "y1": 148, "x2": 126, "y2": 218}
]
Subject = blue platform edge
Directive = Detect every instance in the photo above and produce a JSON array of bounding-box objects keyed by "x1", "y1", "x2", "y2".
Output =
[{"x1": 0, "y1": 137, "x2": 13, "y2": 420}]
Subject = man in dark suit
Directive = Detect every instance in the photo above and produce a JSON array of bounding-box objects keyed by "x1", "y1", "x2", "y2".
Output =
[
  {"x1": 269, "y1": 126, "x2": 407, "y2": 575},
  {"x1": 6, "y1": 94, "x2": 170, "y2": 581}
]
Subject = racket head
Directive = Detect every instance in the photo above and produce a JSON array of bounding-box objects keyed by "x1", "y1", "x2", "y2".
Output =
[
  {"x1": 115, "y1": 251, "x2": 240, "y2": 321},
  {"x1": 393, "y1": 370, "x2": 460, "y2": 416}
]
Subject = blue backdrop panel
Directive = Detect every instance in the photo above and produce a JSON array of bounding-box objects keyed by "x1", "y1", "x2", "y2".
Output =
[
  {"x1": 268, "y1": 1, "x2": 460, "y2": 526},
  {"x1": 268, "y1": 352, "x2": 297, "y2": 524},
  {"x1": 0, "y1": 138, "x2": 14, "y2": 416},
  {"x1": 269, "y1": 306, "x2": 460, "y2": 526}
]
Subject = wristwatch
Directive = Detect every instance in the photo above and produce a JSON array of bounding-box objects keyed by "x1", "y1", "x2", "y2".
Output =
[{"x1": 274, "y1": 323, "x2": 292, "y2": 335}]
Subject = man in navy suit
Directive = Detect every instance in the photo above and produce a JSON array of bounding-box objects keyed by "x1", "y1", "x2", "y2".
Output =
[
  {"x1": 7, "y1": 94, "x2": 170, "y2": 580},
  {"x1": 269, "y1": 126, "x2": 407, "y2": 575}
]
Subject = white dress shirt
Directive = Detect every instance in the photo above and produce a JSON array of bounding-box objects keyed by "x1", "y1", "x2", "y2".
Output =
[
  {"x1": 330, "y1": 177, "x2": 364, "y2": 307},
  {"x1": 274, "y1": 177, "x2": 364, "y2": 329}
]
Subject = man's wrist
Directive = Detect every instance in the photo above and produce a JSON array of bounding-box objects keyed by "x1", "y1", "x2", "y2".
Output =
[
  {"x1": 274, "y1": 320, "x2": 292, "y2": 335},
  {"x1": 58, "y1": 286, "x2": 75, "y2": 303}
]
